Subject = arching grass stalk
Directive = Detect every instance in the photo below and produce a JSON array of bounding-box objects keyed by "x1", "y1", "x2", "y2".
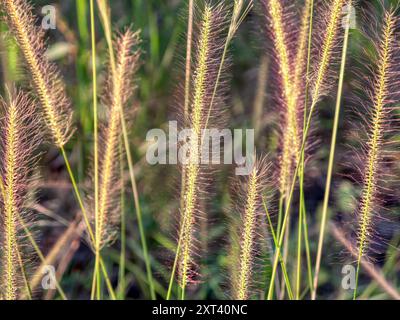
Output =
[
  {"x1": 312, "y1": 0, "x2": 352, "y2": 300},
  {"x1": 89, "y1": 28, "x2": 140, "y2": 300}
]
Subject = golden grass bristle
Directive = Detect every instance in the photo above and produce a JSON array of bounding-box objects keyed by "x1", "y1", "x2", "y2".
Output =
[
  {"x1": 0, "y1": 90, "x2": 41, "y2": 300},
  {"x1": 90, "y1": 29, "x2": 140, "y2": 250},
  {"x1": 177, "y1": 2, "x2": 228, "y2": 289},
  {"x1": 355, "y1": 10, "x2": 397, "y2": 269},
  {"x1": 292, "y1": 0, "x2": 311, "y2": 109},
  {"x1": 233, "y1": 158, "x2": 269, "y2": 300},
  {"x1": 2, "y1": 0, "x2": 73, "y2": 147},
  {"x1": 310, "y1": 0, "x2": 346, "y2": 105},
  {"x1": 178, "y1": 5, "x2": 213, "y2": 289}
]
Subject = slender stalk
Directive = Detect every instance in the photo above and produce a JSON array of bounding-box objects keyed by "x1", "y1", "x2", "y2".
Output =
[
  {"x1": 118, "y1": 141, "x2": 126, "y2": 299},
  {"x1": 312, "y1": 2, "x2": 351, "y2": 299},
  {"x1": 295, "y1": 0, "x2": 314, "y2": 297},
  {"x1": 302, "y1": 197, "x2": 313, "y2": 293},
  {"x1": 263, "y1": 199, "x2": 293, "y2": 299},
  {"x1": 166, "y1": 229, "x2": 183, "y2": 300},
  {"x1": 89, "y1": 0, "x2": 102, "y2": 300},
  {"x1": 99, "y1": 257, "x2": 116, "y2": 300},
  {"x1": 296, "y1": 179, "x2": 304, "y2": 299},
  {"x1": 298, "y1": 0, "x2": 314, "y2": 297}
]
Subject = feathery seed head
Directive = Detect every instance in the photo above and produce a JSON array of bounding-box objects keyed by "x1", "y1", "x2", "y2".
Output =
[
  {"x1": 231, "y1": 156, "x2": 270, "y2": 300},
  {"x1": 2, "y1": 0, "x2": 73, "y2": 147},
  {"x1": 355, "y1": 9, "x2": 399, "y2": 261},
  {"x1": 177, "y1": 3, "x2": 228, "y2": 289},
  {"x1": 310, "y1": 0, "x2": 347, "y2": 104},
  {"x1": 0, "y1": 89, "x2": 41, "y2": 300},
  {"x1": 262, "y1": 0, "x2": 303, "y2": 195},
  {"x1": 88, "y1": 28, "x2": 140, "y2": 250}
]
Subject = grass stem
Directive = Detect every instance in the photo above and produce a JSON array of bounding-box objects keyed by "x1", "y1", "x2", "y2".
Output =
[{"x1": 311, "y1": 2, "x2": 351, "y2": 299}]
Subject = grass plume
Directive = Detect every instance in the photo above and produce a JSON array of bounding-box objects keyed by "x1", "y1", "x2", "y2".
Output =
[
  {"x1": 0, "y1": 89, "x2": 40, "y2": 300},
  {"x1": 176, "y1": 3, "x2": 227, "y2": 296},
  {"x1": 232, "y1": 157, "x2": 269, "y2": 300},
  {"x1": 90, "y1": 29, "x2": 140, "y2": 250},
  {"x1": 2, "y1": 0, "x2": 73, "y2": 147},
  {"x1": 263, "y1": 0, "x2": 301, "y2": 196},
  {"x1": 267, "y1": 0, "x2": 348, "y2": 299},
  {"x1": 309, "y1": 0, "x2": 346, "y2": 105},
  {"x1": 353, "y1": 9, "x2": 399, "y2": 299}
]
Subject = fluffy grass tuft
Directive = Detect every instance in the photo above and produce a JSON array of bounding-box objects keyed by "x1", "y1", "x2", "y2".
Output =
[
  {"x1": 2, "y1": 0, "x2": 73, "y2": 147},
  {"x1": 0, "y1": 89, "x2": 41, "y2": 300},
  {"x1": 231, "y1": 157, "x2": 270, "y2": 300},
  {"x1": 89, "y1": 29, "x2": 141, "y2": 250},
  {"x1": 177, "y1": 2, "x2": 228, "y2": 294},
  {"x1": 352, "y1": 9, "x2": 399, "y2": 299},
  {"x1": 262, "y1": 0, "x2": 301, "y2": 196}
]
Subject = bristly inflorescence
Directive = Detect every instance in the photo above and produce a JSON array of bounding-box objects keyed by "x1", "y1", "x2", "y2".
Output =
[
  {"x1": 88, "y1": 29, "x2": 141, "y2": 250},
  {"x1": 2, "y1": 0, "x2": 73, "y2": 147},
  {"x1": 352, "y1": 8, "x2": 400, "y2": 271},
  {"x1": 309, "y1": 0, "x2": 348, "y2": 105},
  {"x1": 0, "y1": 89, "x2": 41, "y2": 300},
  {"x1": 230, "y1": 156, "x2": 270, "y2": 300},
  {"x1": 177, "y1": 2, "x2": 228, "y2": 290},
  {"x1": 261, "y1": 0, "x2": 303, "y2": 196}
]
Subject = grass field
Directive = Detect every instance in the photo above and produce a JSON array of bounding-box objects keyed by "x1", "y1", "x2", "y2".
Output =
[{"x1": 0, "y1": 0, "x2": 399, "y2": 300}]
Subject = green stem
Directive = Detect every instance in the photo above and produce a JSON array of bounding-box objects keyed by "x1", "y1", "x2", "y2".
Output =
[
  {"x1": 353, "y1": 254, "x2": 362, "y2": 299},
  {"x1": 296, "y1": 170, "x2": 304, "y2": 299},
  {"x1": 311, "y1": 1, "x2": 351, "y2": 299},
  {"x1": 96, "y1": 1, "x2": 156, "y2": 299},
  {"x1": 89, "y1": 0, "x2": 101, "y2": 300},
  {"x1": 263, "y1": 199, "x2": 293, "y2": 300},
  {"x1": 166, "y1": 234, "x2": 182, "y2": 300},
  {"x1": 118, "y1": 141, "x2": 126, "y2": 299},
  {"x1": 302, "y1": 198, "x2": 313, "y2": 293},
  {"x1": 100, "y1": 257, "x2": 116, "y2": 300}
]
